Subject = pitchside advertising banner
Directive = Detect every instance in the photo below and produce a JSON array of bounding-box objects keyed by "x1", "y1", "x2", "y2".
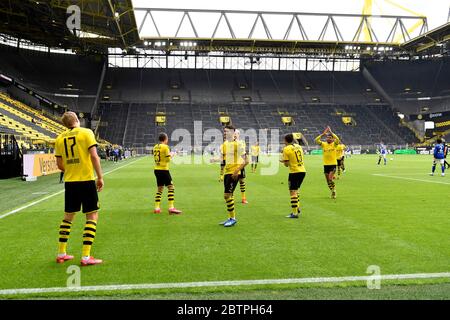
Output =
[
  {"x1": 416, "y1": 147, "x2": 432, "y2": 155},
  {"x1": 23, "y1": 154, "x2": 60, "y2": 178},
  {"x1": 409, "y1": 111, "x2": 450, "y2": 122}
]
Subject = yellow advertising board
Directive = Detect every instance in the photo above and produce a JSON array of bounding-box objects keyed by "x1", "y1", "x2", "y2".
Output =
[
  {"x1": 293, "y1": 132, "x2": 302, "y2": 140},
  {"x1": 155, "y1": 116, "x2": 166, "y2": 123},
  {"x1": 342, "y1": 116, "x2": 353, "y2": 124},
  {"x1": 281, "y1": 116, "x2": 292, "y2": 124},
  {"x1": 220, "y1": 116, "x2": 230, "y2": 124}
]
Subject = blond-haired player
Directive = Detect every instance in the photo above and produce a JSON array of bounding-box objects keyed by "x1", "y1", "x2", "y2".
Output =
[{"x1": 54, "y1": 111, "x2": 104, "y2": 266}]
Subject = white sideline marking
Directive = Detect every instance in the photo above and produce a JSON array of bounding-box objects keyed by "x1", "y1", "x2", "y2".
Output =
[
  {"x1": 0, "y1": 272, "x2": 449, "y2": 295},
  {"x1": 0, "y1": 158, "x2": 143, "y2": 220},
  {"x1": 372, "y1": 174, "x2": 450, "y2": 185},
  {"x1": 0, "y1": 190, "x2": 66, "y2": 220}
]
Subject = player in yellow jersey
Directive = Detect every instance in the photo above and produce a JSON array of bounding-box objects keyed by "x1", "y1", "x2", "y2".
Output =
[
  {"x1": 250, "y1": 142, "x2": 261, "y2": 173},
  {"x1": 153, "y1": 133, "x2": 182, "y2": 215},
  {"x1": 54, "y1": 112, "x2": 103, "y2": 266},
  {"x1": 219, "y1": 125, "x2": 248, "y2": 227},
  {"x1": 280, "y1": 134, "x2": 306, "y2": 219},
  {"x1": 336, "y1": 143, "x2": 346, "y2": 178},
  {"x1": 234, "y1": 129, "x2": 248, "y2": 204},
  {"x1": 219, "y1": 133, "x2": 226, "y2": 182},
  {"x1": 315, "y1": 126, "x2": 340, "y2": 199}
]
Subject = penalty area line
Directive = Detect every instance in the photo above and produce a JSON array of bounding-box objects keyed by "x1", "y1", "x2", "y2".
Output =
[
  {"x1": 0, "y1": 272, "x2": 449, "y2": 296},
  {"x1": 0, "y1": 157, "x2": 143, "y2": 220},
  {"x1": 372, "y1": 174, "x2": 450, "y2": 185}
]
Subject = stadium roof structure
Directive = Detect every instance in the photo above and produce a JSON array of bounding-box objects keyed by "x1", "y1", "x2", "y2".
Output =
[
  {"x1": 401, "y1": 22, "x2": 450, "y2": 55},
  {"x1": 0, "y1": 1, "x2": 448, "y2": 58},
  {"x1": 0, "y1": 0, "x2": 140, "y2": 52},
  {"x1": 134, "y1": 7, "x2": 430, "y2": 56}
]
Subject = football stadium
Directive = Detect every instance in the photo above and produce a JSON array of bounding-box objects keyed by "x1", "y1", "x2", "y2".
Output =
[{"x1": 0, "y1": 0, "x2": 449, "y2": 301}]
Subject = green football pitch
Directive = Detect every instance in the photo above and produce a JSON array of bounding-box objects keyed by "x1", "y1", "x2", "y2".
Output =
[{"x1": 0, "y1": 154, "x2": 449, "y2": 299}]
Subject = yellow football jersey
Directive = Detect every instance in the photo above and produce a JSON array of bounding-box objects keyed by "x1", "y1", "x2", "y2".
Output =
[
  {"x1": 237, "y1": 140, "x2": 247, "y2": 154},
  {"x1": 251, "y1": 145, "x2": 260, "y2": 156},
  {"x1": 54, "y1": 127, "x2": 97, "y2": 182},
  {"x1": 282, "y1": 144, "x2": 306, "y2": 173},
  {"x1": 153, "y1": 143, "x2": 171, "y2": 170},
  {"x1": 221, "y1": 141, "x2": 245, "y2": 175},
  {"x1": 336, "y1": 144, "x2": 346, "y2": 159},
  {"x1": 315, "y1": 134, "x2": 340, "y2": 165}
]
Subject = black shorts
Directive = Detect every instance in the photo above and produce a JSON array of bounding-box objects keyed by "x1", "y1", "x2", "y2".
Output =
[
  {"x1": 154, "y1": 170, "x2": 173, "y2": 187},
  {"x1": 324, "y1": 165, "x2": 337, "y2": 174},
  {"x1": 224, "y1": 174, "x2": 239, "y2": 194},
  {"x1": 240, "y1": 168, "x2": 246, "y2": 179},
  {"x1": 288, "y1": 172, "x2": 306, "y2": 190},
  {"x1": 65, "y1": 181, "x2": 99, "y2": 214},
  {"x1": 252, "y1": 156, "x2": 259, "y2": 163},
  {"x1": 337, "y1": 157, "x2": 344, "y2": 166}
]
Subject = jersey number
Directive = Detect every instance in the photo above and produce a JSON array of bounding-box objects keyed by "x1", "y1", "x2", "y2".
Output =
[
  {"x1": 154, "y1": 150, "x2": 161, "y2": 163},
  {"x1": 294, "y1": 148, "x2": 303, "y2": 164},
  {"x1": 63, "y1": 137, "x2": 77, "y2": 158}
]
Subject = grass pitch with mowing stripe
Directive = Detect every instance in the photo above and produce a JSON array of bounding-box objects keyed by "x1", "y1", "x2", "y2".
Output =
[{"x1": 0, "y1": 155, "x2": 448, "y2": 299}]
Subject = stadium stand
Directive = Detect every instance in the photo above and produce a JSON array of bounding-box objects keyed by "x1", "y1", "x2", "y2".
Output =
[
  {"x1": 0, "y1": 110, "x2": 52, "y2": 142},
  {"x1": 6, "y1": 45, "x2": 449, "y2": 149},
  {"x1": 102, "y1": 68, "x2": 377, "y2": 105},
  {"x1": 97, "y1": 101, "x2": 416, "y2": 148},
  {"x1": 0, "y1": 44, "x2": 104, "y2": 113},
  {"x1": 97, "y1": 66, "x2": 419, "y2": 147},
  {"x1": 97, "y1": 102, "x2": 130, "y2": 145},
  {"x1": 0, "y1": 92, "x2": 69, "y2": 143},
  {"x1": 365, "y1": 59, "x2": 450, "y2": 98},
  {"x1": 365, "y1": 58, "x2": 450, "y2": 114},
  {"x1": 0, "y1": 93, "x2": 66, "y2": 132}
]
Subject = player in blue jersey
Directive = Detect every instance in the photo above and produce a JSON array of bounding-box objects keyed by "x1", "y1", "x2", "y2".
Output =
[
  {"x1": 377, "y1": 143, "x2": 387, "y2": 165},
  {"x1": 430, "y1": 138, "x2": 445, "y2": 177}
]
